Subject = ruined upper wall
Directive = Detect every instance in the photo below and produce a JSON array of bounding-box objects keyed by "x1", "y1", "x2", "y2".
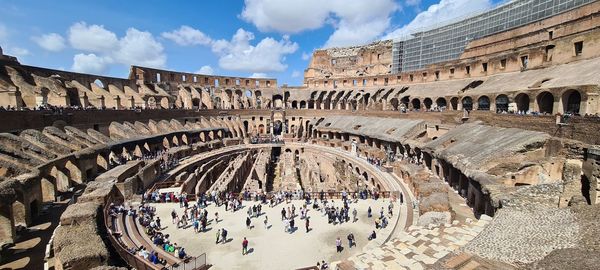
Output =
[
  {"x1": 129, "y1": 66, "x2": 277, "y2": 88},
  {"x1": 304, "y1": 40, "x2": 393, "y2": 83},
  {"x1": 305, "y1": 1, "x2": 600, "y2": 88}
]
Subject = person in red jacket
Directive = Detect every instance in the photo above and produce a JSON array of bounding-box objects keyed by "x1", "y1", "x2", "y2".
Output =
[{"x1": 242, "y1": 237, "x2": 249, "y2": 255}]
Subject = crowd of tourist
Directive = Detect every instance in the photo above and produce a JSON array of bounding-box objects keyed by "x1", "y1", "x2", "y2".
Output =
[
  {"x1": 108, "y1": 203, "x2": 190, "y2": 267},
  {"x1": 139, "y1": 185, "x2": 400, "y2": 268},
  {"x1": 108, "y1": 150, "x2": 180, "y2": 175},
  {"x1": 250, "y1": 134, "x2": 284, "y2": 144}
]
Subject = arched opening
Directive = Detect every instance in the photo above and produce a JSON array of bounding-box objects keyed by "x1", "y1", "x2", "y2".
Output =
[
  {"x1": 192, "y1": 98, "x2": 201, "y2": 109},
  {"x1": 581, "y1": 175, "x2": 591, "y2": 205},
  {"x1": 462, "y1": 96, "x2": 473, "y2": 111},
  {"x1": 273, "y1": 120, "x2": 283, "y2": 136},
  {"x1": 515, "y1": 93, "x2": 530, "y2": 112},
  {"x1": 450, "y1": 97, "x2": 458, "y2": 110},
  {"x1": 300, "y1": 100, "x2": 306, "y2": 109},
  {"x1": 273, "y1": 95, "x2": 283, "y2": 109},
  {"x1": 93, "y1": 79, "x2": 105, "y2": 89},
  {"x1": 291, "y1": 101, "x2": 298, "y2": 109},
  {"x1": 536, "y1": 91, "x2": 554, "y2": 114},
  {"x1": 477, "y1": 96, "x2": 490, "y2": 111},
  {"x1": 423, "y1": 98, "x2": 432, "y2": 110},
  {"x1": 258, "y1": 124, "x2": 265, "y2": 134},
  {"x1": 243, "y1": 121, "x2": 249, "y2": 134},
  {"x1": 435, "y1": 98, "x2": 447, "y2": 109},
  {"x1": 563, "y1": 90, "x2": 582, "y2": 115},
  {"x1": 390, "y1": 98, "x2": 399, "y2": 111},
  {"x1": 411, "y1": 98, "x2": 421, "y2": 110},
  {"x1": 495, "y1": 94, "x2": 509, "y2": 113}
]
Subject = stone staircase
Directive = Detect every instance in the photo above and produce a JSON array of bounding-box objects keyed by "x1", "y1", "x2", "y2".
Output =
[{"x1": 332, "y1": 216, "x2": 493, "y2": 270}]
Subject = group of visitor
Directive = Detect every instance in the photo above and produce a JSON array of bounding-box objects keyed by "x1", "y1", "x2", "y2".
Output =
[{"x1": 108, "y1": 203, "x2": 191, "y2": 267}]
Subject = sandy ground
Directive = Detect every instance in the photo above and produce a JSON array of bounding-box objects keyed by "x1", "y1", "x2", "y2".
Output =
[{"x1": 151, "y1": 198, "x2": 401, "y2": 270}]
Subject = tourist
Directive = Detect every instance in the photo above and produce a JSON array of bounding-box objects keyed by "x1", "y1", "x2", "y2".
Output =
[
  {"x1": 246, "y1": 216, "x2": 252, "y2": 229},
  {"x1": 264, "y1": 215, "x2": 269, "y2": 229},
  {"x1": 336, "y1": 237, "x2": 342, "y2": 253},
  {"x1": 347, "y1": 233, "x2": 355, "y2": 248},
  {"x1": 289, "y1": 218, "x2": 295, "y2": 233},
  {"x1": 178, "y1": 247, "x2": 186, "y2": 259},
  {"x1": 281, "y1": 208, "x2": 286, "y2": 220},
  {"x1": 368, "y1": 230, "x2": 377, "y2": 241},
  {"x1": 305, "y1": 216, "x2": 310, "y2": 233},
  {"x1": 193, "y1": 219, "x2": 199, "y2": 233},
  {"x1": 368, "y1": 206, "x2": 372, "y2": 218},
  {"x1": 242, "y1": 237, "x2": 249, "y2": 255},
  {"x1": 216, "y1": 229, "x2": 221, "y2": 244},
  {"x1": 171, "y1": 209, "x2": 178, "y2": 224},
  {"x1": 352, "y1": 208, "x2": 357, "y2": 222},
  {"x1": 388, "y1": 201, "x2": 394, "y2": 216},
  {"x1": 221, "y1": 228, "x2": 228, "y2": 244},
  {"x1": 284, "y1": 218, "x2": 290, "y2": 233},
  {"x1": 214, "y1": 212, "x2": 219, "y2": 223}
]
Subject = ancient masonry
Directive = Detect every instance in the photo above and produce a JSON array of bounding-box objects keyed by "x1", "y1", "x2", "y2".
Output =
[{"x1": 1, "y1": 0, "x2": 600, "y2": 269}]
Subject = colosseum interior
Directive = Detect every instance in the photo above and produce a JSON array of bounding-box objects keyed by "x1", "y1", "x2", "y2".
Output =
[{"x1": 1, "y1": 0, "x2": 600, "y2": 270}]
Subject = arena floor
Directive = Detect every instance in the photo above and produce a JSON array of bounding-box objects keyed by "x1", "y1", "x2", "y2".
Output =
[{"x1": 150, "y1": 198, "x2": 403, "y2": 270}]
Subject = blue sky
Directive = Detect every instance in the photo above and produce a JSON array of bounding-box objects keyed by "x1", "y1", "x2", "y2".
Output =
[{"x1": 0, "y1": 0, "x2": 503, "y2": 86}]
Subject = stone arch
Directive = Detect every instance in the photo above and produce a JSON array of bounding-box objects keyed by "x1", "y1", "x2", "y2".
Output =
[
  {"x1": 435, "y1": 97, "x2": 447, "y2": 109},
  {"x1": 411, "y1": 98, "x2": 421, "y2": 110},
  {"x1": 450, "y1": 97, "x2": 458, "y2": 110},
  {"x1": 273, "y1": 94, "x2": 283, "y2": 109},
  {"x1": 65, "y1": 160, "x2": 83, "y2": 184},
  {"x1": 536, "y1": 91, "x2": 554, "y2": 114},
  {"x1": 562, "y1": 89, "x2": 582, "y2": 114},
  {"x1": 93, "y1": 79, "x2": 106, "y2": 89},
  {"x1": 291, "y1": 100, "x2": 298, "y2": 109},
  {"x1": 390, "y1": 98, "x2": 399, "y2": 111},
  {"x1": 423, "y1": 98, "x2": 433, "y2": 110},
  {"x1": 300, "y1": 100, "x2": 306, "y2": 109},
  {"x1": 495, "y1": 94, "x2": 509, "y2": 113},
  {"x1": 192, "y1": 98, "x2": 201, "y2": 108},
  {"x1": 462, "y1": 96, "x2": 473, "y2": 111},
  {"x1": 477, "y1": 96, "x2": 490, "y2": 111},
  {"x1": 515, "y1": 93, "x2": 530, "y2": 112},
  {"x1": 41, "y1": 177, "x2": 56, "y2": 202}
]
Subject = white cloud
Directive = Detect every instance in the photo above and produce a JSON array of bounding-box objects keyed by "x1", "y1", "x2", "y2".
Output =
[
  {"x1": 241, "y1": 0, "x2": 331, "y2": 33},
  {"x1": 5, "y1": 46, "x2": 30, "y2": 57},
  {"x1": 32, "y1": 33, "x2": 66, "y2": 52},
  {"x1": 250, "y1": 72, "x2": 268, "y2": 78},
  {"x1": 241, "y1": 0, "x2": 399, "y2": 48},
  {"x1": 67, "y1": 22, "x2": 167, "y2": 73},
  {"x1": 196, "y1": 65, "x2": 214, "y2": 75},
  {"x1": 211, "y1": 28, "x2": 298, "y2": 73},
  {"x1": 384, "y1": 0, "x2": 493, "y2": 40},
  {"x1": 301, "y1": 52, "x2": 311, "y2": 61},
  {"x1": 291, "y1": 70, "x2": 301, "y2": 78},
  {"x1": 71, "y1": 53, "x2": 112, "y2": 74},
  {"x1": 113, "y1": 28, "x2": 166, "y2": 68},
  {"x1": 68, "y1": 22, "x2": 118, "y2": 53},
  {"x1": 162, "y1": 25, "x2": 212, "y2": 46}
]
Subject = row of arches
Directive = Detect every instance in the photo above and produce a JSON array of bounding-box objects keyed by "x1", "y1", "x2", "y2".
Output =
[{"x1": 225, "y1": 88, "x2": 586, "y2": 115}]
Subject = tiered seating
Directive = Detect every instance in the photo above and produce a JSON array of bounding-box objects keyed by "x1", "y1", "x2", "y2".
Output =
[
  {"x1": 115, "y1": 214, "x2": 163, "y2": 270},
  {"x1": 126, "y1": 214, "x2": 182, "y2": 267}
]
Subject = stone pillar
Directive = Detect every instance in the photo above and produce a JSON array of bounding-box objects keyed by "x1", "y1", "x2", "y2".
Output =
[
  {"x1": 583, "y1": 147, "x2": 600, "y2": 205},
  {"x1": 0, "y1": 203, "x2": 16, "y2": 245}
]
